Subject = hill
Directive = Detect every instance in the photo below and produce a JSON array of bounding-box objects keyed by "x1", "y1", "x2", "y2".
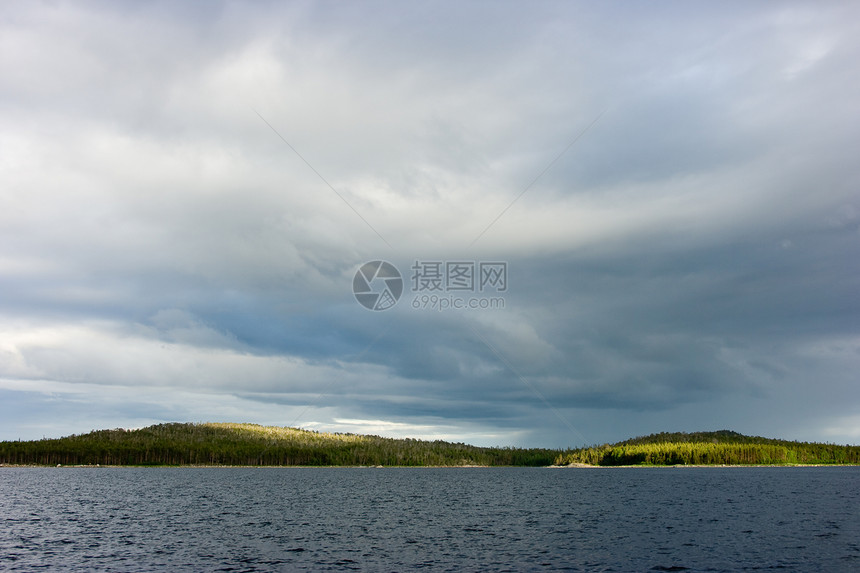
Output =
[
  {"x1": 555, "y1": 430, "x2": 860, "y2": 466},
  {"x1": 1, "y1": 425, "x2": 858, "y2": 467},
  {"x1": 0, "y1": 423, "x2": 557, "y2": 467}
]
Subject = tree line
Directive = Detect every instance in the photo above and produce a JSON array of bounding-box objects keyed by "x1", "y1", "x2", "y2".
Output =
[
  {"x1": 0, "y1": 423, "x2": 558, "y2": 467},
  {"x1": 2, "y1": 424, "x2": 857, "y2": 467},
  {"x1": 554, "y1": 431, "x2": 860, "y2": 466}
]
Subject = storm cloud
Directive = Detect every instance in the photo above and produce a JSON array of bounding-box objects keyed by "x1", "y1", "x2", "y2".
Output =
[{"x1": 1, "y1": 1, "x2": 858, "y2": 447}]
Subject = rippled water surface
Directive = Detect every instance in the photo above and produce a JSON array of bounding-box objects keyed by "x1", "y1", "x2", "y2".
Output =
[{"x1": 1, "y1": 466, "x2": 859, "y2": 571}]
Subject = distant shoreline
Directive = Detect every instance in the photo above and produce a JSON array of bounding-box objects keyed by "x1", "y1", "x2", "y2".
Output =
[
  {"x1": 548, "y1": 463, "x2": 860, "y2": 468},
  {"x1": 3, "y1": 463, "x2": 858, "y2": 469},
  {"x1": 3, "y1": 424, "x2": 859, "y2": 467}
]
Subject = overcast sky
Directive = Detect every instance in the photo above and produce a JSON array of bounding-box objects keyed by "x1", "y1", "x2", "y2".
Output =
[{"x1": 1, "y1": 1, "x2": 858, "y2": 447}]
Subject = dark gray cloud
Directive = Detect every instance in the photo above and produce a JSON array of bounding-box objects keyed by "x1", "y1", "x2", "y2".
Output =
[{"x1": 1, "y1": 1, "x2": 858, "y2": 447}]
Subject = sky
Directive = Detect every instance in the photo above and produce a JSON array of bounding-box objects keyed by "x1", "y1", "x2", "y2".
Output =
[{"x1": 1, "y1": 1, "x2": 858, "y2": 448}]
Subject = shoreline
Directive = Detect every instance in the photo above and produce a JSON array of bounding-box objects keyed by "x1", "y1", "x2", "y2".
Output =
[
  {"x1": 3, "y1": 462, "x2": 858, "y2": 469},
  {"x1": 548, "y1": 463, "x2": 860, "y2": 468}
]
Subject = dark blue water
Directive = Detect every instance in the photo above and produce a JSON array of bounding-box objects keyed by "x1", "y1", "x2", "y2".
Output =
[{"x1": 1, "y1": 466, "x2": 859, "y2": 572}]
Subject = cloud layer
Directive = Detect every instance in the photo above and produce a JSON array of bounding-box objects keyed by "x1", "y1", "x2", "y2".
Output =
[{"x1": 1, "y1": 1, "x2": 859, "y2": 446}]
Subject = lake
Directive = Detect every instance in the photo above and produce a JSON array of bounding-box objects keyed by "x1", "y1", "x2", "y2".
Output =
[{"x1": 1, "y1": 466, "x2": 858, "y2": 571}]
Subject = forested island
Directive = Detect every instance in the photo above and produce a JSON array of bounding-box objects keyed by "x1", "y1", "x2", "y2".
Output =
[
  {"x1": 1, "y1": 424, "x2": 858, "y2": 467},
  {"x1": 556, "y1": 430, "x2": 860, "y2": 466},
  {"x1": 0, "y1": 423, "x2": 556, "y2": 467}
]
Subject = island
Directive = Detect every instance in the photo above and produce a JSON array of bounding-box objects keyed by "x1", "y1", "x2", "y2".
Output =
[{"x1": 1, "y1": 424, "x2": 858, "y2": 467}]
